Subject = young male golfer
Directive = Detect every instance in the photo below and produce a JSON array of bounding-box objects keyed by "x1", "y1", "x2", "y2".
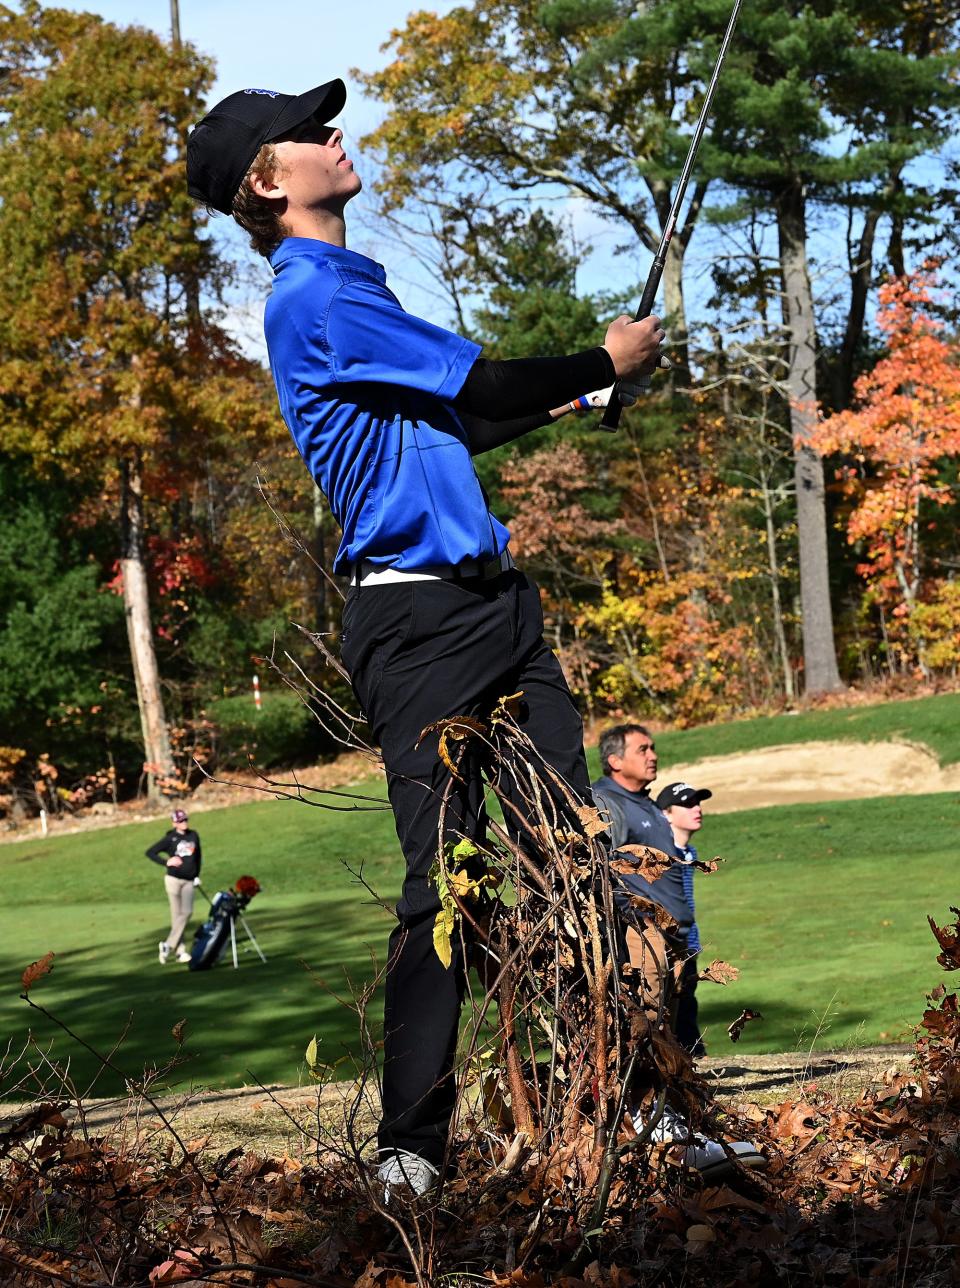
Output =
[{"x1": 187, "y1": 80, "x2": 666, "y2": 1200}]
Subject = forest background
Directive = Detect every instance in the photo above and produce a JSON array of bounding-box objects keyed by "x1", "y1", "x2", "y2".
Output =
[{"x1": 1, "y1": 0, "x2": 960, "y2": 814}]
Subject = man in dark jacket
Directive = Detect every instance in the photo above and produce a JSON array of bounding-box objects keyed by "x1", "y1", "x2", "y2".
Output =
[
  {"x1": 591, "y1": 724, "x2": 691, "y2": 933},
  {"x1": 592, "y1": 726, "x2": 765, "y2": 1175},
  {"x1": 146, "y1": 809, "x2": 202, "y2": 964}
]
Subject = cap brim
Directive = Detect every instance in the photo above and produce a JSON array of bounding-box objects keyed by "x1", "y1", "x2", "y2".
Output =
[
  {"x1": 266, "y1": 78, "x2": 347, "y2": 140},
  {"x1": 694, "y1": 789, "x2": 712, "y2": 802}
]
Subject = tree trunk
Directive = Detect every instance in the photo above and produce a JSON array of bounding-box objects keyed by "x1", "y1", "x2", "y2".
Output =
[
  {"x1": 760, "y1": 472, "x2": 795, "y2": 701},
  {"x1": 648, "y1": 177, "x2": 692, "y2": 387},
  {"x1": 777, "y1": 182, "x2": 844, "y2": 695},
  {"x1": 832, "y1": 206, "x2": 881, "y2": 412},
  {"x1": 312, "y1": 485, "x2": 342, "y2": 635},
  {"x1": 662, "y1": 240, "x2": 690, "y2": 386},
  {"x1": 121, "y1": 452, "x2": 175, "y2": 799}
]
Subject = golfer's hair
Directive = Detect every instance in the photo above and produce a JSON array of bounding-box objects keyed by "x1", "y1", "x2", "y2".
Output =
[
  {"x1": 598, "y1": 723, "x2": 653, "y2": 777},
  {"x1": 231, "y1": 142, "x2": 289, "y2": 258}
]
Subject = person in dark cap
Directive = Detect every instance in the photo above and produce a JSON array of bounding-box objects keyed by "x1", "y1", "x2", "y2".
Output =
[
  {"x1": 146, "y1": 808, "x2": 202, "y2": 965},
  {"x1": 591, "y1": 734, "x2": 763, "y2": 1171},
  {"x1": 186, "y1": 79, "x2": 667, "y2": 1202},
  {"x1": 655, "y1": 781, "x2": 713, "y2": 1056}
]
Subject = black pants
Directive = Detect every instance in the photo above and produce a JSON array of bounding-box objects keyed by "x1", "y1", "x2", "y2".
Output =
[{"x1": 340, "y1": 568, "x2": 589, "y2": 1164}]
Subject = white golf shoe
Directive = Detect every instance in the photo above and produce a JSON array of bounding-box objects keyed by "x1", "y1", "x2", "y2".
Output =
[
  {"x1": 158, "y1": 941, "x2": 171, "y2": 965},
  {"x1": 635, "y1": 1104, "x2": 766, "y2": 1179},
  {"x1": 376, "y1": 1149, "x2": 439, "y2": 1204}
]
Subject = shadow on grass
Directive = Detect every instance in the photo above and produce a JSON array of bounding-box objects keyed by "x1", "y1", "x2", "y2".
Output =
[{"x1": 2, "y1": 897, "x2": 396, "y2": 1099}]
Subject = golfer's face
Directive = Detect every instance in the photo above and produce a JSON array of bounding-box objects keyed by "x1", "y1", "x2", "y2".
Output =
[
  {"x1": 273, "y1": 122, "x2": 361, "y2": 207},
  {"x1": 618, "y1": 732, "x2": 657, "y2": 787},
  {"x1": 669, "y1": 802, "x2": 703, "y2": 832}
]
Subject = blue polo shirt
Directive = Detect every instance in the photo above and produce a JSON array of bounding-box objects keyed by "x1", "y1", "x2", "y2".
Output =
[{"x1": 264, "y1": 238, "x2": 510, "y2": 572}]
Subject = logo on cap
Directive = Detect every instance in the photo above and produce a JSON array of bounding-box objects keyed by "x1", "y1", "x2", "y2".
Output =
[
  {"x1": 243, "y1": 88, "x2": 280, "y2": 97},
  {"x1": 672, "y1": 782, "x2": 694, "y2": 795}
]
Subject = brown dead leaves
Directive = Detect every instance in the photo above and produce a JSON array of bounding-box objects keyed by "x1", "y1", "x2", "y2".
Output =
[
  {"x1": 417, "y1": 714, "x2": 487, "y2": 780},
  {"x1": 727, "y1": 1007, "x2": 764, "y2": 1042},
  {"x1": 20, "y1": 951, "x2": 54, "y2": 994},
  {"x1": 928, "y1": 908, "x2": 960, "y2": 969},
  {"x1": 611, "y1": 844, "x2": 675, "y2": 882},
  {"x1": 698, "y1": 959, "x2": 740, "y2": 986},
  {"x1": 575, "y1": 804, "x2": 609, "y2": 838},
  {"x1": 5, "y1": 911, "x2": 960, "y2": 1288}
]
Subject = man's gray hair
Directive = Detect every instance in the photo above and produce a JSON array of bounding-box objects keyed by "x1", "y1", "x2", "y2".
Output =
[{"x1": 598, "y1": 723, "x2": 653, "y2": 777}]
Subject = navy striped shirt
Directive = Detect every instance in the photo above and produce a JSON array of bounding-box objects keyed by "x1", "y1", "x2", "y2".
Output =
[{"x1": 679, "y1": 842, "x2": 701, "y2": 953}]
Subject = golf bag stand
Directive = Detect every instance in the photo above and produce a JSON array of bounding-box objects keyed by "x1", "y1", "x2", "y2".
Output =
[{"x1": 189, "y1": 881, "x2": 266, "y2": 971}]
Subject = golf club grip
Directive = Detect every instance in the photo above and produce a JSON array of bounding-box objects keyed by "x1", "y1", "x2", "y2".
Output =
[
  {"x1": 598, "y1": 273, "x2": 661, "y2": 432},
  {"x1": 599, "y1": 399, "x2": 623, "y2": 432}
]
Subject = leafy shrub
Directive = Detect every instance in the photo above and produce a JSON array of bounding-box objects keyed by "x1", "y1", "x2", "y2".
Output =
[{"x1": 206, "y1": 690, "x2": 326, "y2": 770}]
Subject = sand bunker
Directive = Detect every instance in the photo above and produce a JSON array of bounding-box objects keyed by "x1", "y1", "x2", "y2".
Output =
[{"x1": 660, "y1": 739, "x2": 960, "y2": 814}]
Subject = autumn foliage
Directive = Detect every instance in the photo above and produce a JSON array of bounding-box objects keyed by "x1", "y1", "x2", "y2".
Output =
[{"x1": 814, "y1": 269, "x2": 960, "y2": 676}]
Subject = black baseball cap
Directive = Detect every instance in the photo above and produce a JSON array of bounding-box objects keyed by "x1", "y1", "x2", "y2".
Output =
[
  {"x1": 655, "y1": 782, "x2": 712, "y2": 810},
  {"x1": 186, "y1": 79, "x2": 347, "y2": 215}
]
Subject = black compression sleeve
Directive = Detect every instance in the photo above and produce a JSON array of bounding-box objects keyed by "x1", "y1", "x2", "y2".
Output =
[
  {"x1": 459, "y1": 409, "x2": 554, "y2": 456},
  {"x1": 454, "y1": 347, "x2": 615, "y2": 422}
]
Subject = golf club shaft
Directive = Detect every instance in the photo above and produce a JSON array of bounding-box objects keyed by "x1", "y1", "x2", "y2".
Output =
[{"x1": 599, "y1": 0, "x2": 744, "y2": 432}]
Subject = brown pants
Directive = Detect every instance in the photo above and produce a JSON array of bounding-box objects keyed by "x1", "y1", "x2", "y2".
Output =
[
  {"x1": 625, "y1": 922, "x2": 682, "y2": 1027},
  {"x1": 163, "y1": 875, "x2": 195, "y2": 952}
]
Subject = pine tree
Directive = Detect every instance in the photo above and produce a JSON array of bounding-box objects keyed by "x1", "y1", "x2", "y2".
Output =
[{"x1": 687, "y1": 0, "x2": 960, "y2": 691}]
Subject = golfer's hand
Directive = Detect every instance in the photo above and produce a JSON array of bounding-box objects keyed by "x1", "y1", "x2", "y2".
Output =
[
  {"x1": 603, "y1": 314, "x2": 666, "y2": 380},
  {"x1": 193, "y1": 877, "x2": 201, "y2": 887},
  {"x1": 167, "y1": 856, "x2": 183, "y2": 867}
]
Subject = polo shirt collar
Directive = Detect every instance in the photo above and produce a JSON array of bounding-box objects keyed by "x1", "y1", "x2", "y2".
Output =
[{"x1": 269, "y1": 237, "x2": 386, "y2": 282}]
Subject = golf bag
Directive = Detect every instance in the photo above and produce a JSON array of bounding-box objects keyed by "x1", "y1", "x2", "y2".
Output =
[{"x1": 189, "y1": 876, "x2": 261, "y2": 971}]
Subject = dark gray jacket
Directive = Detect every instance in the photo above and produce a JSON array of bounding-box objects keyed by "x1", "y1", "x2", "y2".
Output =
[{"x1": 591, "y1": 775, "x2": 692, "y2": 933}]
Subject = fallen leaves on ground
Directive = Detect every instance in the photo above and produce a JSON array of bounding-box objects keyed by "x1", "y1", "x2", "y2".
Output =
[{"x1": 4, "y1": 913, "x2": 960, "y2": 1286}]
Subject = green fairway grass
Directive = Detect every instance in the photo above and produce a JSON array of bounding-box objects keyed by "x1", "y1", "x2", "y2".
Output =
[
  {"x1": 1, "y1": 789, "x2": 954, "y2": 1097},
  {"x1": 692, "y1": 794, "x2": 957, "y2": 1056},
  {"x1": 0, "y1": 793, "x2": 403, "y2": 1100},
  {"x1": 647, "y1": 689, "x2": 960, "y2": 768}
]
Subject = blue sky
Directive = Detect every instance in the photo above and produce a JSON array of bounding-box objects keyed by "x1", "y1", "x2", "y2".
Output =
[
  {"x1": 52, "y1": 2, "x2": 947, "y2": 360},
  {"x1": 42, "y1": 4, "x2": 834, "y2": 341},
  {"x1": 53, "y1": 1, "x2": 468, "y2": 351},
  {"x1": 60, "y1": 0, "x2": 456, "y2": 133}
]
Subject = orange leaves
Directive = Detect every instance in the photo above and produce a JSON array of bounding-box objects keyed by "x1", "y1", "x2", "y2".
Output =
[
  {"x1": 769, "y1": 1099, "x2": 821, "y2": 1142},
  {"x1": 499, "y1": 442, "x2": 620, "y2": 572},
  {"x1": 21, "y1": 951, "x2": 54, "y2": 995},
  {"x1": 582, "y1": 571, "x2": 757, "y2": 726},
  {"x1": 148, "y1": 1250, "x2": 203, "y2": 1284},
  {"x1": 812, "y1": 266, "x2": 960, "y2": 661}
]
